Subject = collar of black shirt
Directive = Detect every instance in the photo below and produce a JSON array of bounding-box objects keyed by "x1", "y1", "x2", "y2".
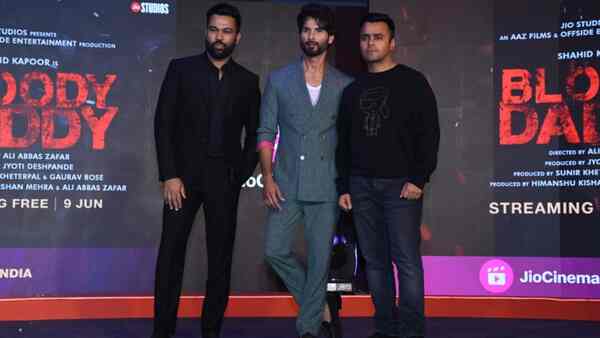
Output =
[{"x1": 203, "y1": 52, "x2": 235, "y2": 75}]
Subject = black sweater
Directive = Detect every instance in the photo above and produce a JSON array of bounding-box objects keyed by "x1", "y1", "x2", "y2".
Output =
[{"x1": 335, "y1": 64, "x2": 440, "y2": 194}]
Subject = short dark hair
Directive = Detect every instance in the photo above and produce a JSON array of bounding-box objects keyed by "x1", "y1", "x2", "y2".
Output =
[
  {"x1": 360, "y1": 12, "x2": 395, "y2": 39},
  {"x1": 297, "y1": 3, "x2": 335, "y2": 35},
  {"x1": 207, "y1": 3, "x2": 242, "y2": 32}
]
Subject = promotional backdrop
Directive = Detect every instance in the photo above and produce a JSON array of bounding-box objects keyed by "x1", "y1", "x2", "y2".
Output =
[{"x1": 1, "y1": 0, "x2": 599, "y2": 299}]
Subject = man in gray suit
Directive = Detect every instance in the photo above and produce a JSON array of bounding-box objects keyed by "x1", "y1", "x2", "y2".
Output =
[{"x1": 257, "y1": 3, "x2": 352, "y2": 338}]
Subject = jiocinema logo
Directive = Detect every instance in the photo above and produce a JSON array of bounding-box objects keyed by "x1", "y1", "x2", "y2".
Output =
[
  {"x1": 479, "y1": 259, "x2": 514, "y2": 293},
  {"x1": 520, "y1": 270, "x2": 600, "y2": 285},
  {"x1": 0, "y1": 268, "x2": 32, "y2": 279}
]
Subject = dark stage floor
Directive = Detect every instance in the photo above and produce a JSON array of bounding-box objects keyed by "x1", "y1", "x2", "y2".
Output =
[{"x1": 0, "y1": 317, "x2": 598, "y2": 338}]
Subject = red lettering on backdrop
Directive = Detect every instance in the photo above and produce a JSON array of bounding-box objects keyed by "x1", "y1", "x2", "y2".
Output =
[
  {"x1": 536, "y1": 104, "x2": 580, "y2": 144},
  {"x1": 502, "y1": 69, "x2": 532, "y2": 104},
  {"x1": 535, "y1": 68, "x2": 562, "y2": 104},
  {"x1": 566, "y1": 66, "x2": 599, "y2": 102},
  {"x1": 81, "y1": 105, "x2": 118, "y2": 150},
  {"x1": 20, "y1": 72, "x2": 53, "y2": 107},
  {"x1": 41, "y1": 108, "x2": 81, "y2": 149},
  {"x1": 56, "y1": 73, "x2": 88, "y2": 108},
  {"x1": 0, "y1": 106, "x2": 40, "y2": 147},
  {"x1": 583, "y1": 102, "x2": 600, "y2": 144},
  {"x1": 0, "y1": 71, "x2": 118, "y2": 149},
  {"x1": 499, "y1": 103, "x2": 539, "y2": 144},
  {"x1": 499, "y1": 66, "x2": 600, "y2": 145},
  {"x1": 0, "y1": 72, "x2": 17, "y2": 105},
  {"x1": 86, "y1": 74, "x2": 117, "y2": 109}
]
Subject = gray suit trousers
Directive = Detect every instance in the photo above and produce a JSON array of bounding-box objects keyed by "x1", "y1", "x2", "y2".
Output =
[{"x1": 264, "y1": 199, "x2": 338, "y2": 336}]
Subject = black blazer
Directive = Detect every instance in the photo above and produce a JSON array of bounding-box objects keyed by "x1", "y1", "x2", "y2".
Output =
[{"x1": 154, "y1": 54, "x2": 260, "y2": 185}]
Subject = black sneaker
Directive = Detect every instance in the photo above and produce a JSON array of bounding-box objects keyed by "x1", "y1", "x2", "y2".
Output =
[
  {"x1": 367, "y1": 333, "x2": 392, "y2": 338},
  {"x1": 321, "y1": 321, "x2": 334, "y2": 338}
]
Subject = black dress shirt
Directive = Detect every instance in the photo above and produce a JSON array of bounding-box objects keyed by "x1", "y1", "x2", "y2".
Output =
[{"x1": 206, "y1": 55, "x2": 234, "y2": 157}]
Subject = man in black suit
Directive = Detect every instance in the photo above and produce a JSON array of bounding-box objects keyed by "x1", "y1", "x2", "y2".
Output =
[{"x1": 152, "y1": 3, "x2": 260, "y2": 338}]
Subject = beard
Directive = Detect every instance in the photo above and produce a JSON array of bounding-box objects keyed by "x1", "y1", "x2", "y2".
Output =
[
  {"x1": 205, "y1": 39, "x2": 236, "y2": 60},
  {"x1": 301, "y1": 40, "x2": 329, "y2": 57}
]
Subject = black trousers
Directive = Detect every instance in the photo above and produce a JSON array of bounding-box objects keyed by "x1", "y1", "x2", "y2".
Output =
[{"x1": 153, "y1": 157, "x2": 240, "y2": 337}]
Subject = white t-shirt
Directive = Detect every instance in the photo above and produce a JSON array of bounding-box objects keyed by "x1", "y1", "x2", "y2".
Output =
[{"x1": 306, "y1": 83, "x2": 322, "y2": 106}]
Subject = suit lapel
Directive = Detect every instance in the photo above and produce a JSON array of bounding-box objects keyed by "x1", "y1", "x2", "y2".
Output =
[
  {"x1": 314, "y1": 66, "x2": 332, "y2": 112},
  {"x1": 310, "y1": 65, "x2": 335, "y2": 130},
  {"x1": 292, "y1": 59, "x2": 337, "y2": 131},
  {"x1": 293, "y1": 61, "x2": 313, "y2": 110},
  {"x1": 295, "y1": 60, "x2": 331, "y2": 110},
  {"x1": 289, "y1": 61, "x2": 309, "y2": 131}
]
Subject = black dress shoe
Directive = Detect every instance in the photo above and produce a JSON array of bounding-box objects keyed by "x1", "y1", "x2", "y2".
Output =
[
  {"x1": 150, "y1": 333, "x2": 170, "y2": 338},
  {"x1": 367, "y1": 333, "x2": 391, "y2": 338},
  {"x1": 202, "y1": 331, "x2": 219, "y2": 338},
  {"x1": 331, "y1": 318, "x2": 343, "y2": 338}
]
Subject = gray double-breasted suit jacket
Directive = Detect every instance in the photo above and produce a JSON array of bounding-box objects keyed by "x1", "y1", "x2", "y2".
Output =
[{"x1": 257, "y1": 60, "x2": 352, "y2": 202}]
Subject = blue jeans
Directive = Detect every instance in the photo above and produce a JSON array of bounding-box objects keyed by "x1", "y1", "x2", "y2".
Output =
[{"x1": 350, "y1": 176, "x2": 425, "y2": 337}]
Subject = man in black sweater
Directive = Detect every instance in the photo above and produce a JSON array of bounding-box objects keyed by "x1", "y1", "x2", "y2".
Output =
[{"x1": 335, "y1": 13, "x2": 439, "y2": 338}]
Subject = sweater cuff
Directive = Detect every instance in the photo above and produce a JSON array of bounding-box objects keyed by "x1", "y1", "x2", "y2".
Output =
[
  {"x1": 336, "y1": 177, "x2": 350, "y2": 195},
  {"x1": 408, "y1": 176, "x2": 427, "y2": 190}
]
